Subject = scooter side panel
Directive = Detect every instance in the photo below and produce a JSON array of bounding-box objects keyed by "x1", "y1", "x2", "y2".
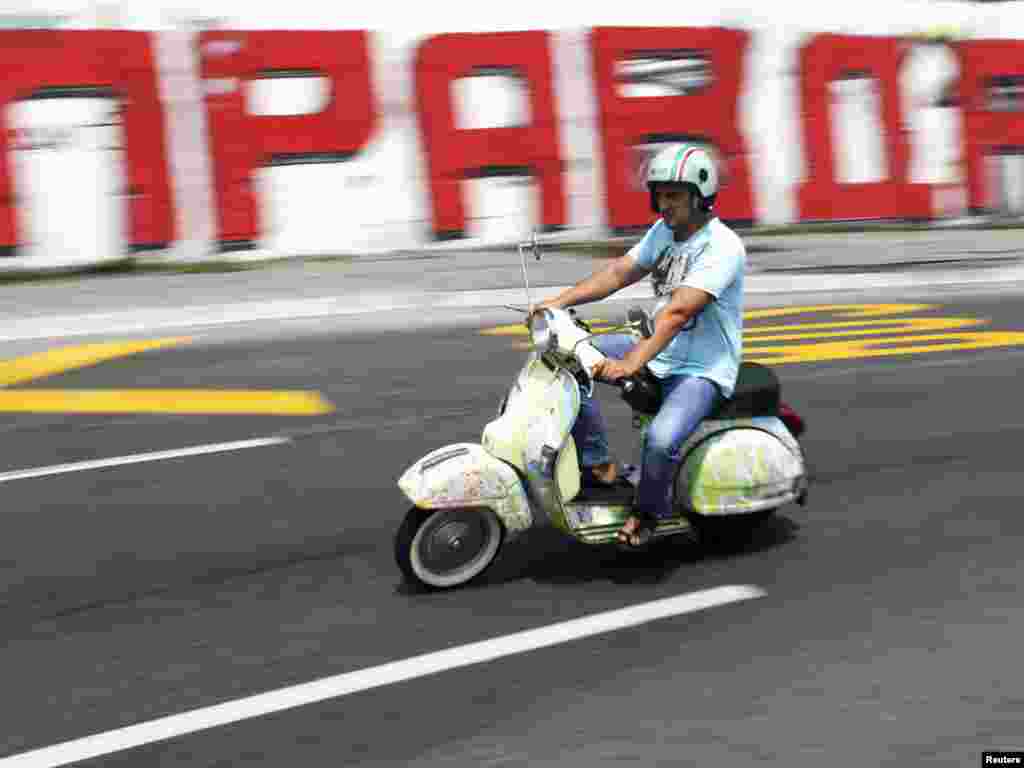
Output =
[
  {"x1": 681, "y1": 414, "x2": 803, "y2": 460},
  {"x1": 677, "y1": 417, "x2": 806, "y2": 516},
  {"x1": 397, "y1": 443, "x2": 533, "y2": 536}
]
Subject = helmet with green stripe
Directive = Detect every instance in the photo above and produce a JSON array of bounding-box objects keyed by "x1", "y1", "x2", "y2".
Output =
[{"x1": 645, "y1": 143, "x2": 719, "y2": 214}]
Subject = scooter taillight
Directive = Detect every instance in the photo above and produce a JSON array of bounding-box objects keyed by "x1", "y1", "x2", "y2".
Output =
[{"x1": 779, "y1": 402, "x2": 805, "y2": 438}]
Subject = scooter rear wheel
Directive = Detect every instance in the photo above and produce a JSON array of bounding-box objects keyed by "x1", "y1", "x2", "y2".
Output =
[{"x1": 395, "y1": 506, "x2": 504, "y2": 590}]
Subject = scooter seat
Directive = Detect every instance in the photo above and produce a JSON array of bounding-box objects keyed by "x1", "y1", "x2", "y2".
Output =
[
  {"x1": 710, "y1": 362, "x2": 780, "y2": 419},
  {"x1": 622, "y1": 362, "x2": 781, "y2": 420}
]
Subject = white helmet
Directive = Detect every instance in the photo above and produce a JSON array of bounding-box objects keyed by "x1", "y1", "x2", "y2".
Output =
[{"x1": 645, "y1": 143, "x2": 719, "y2": 213}]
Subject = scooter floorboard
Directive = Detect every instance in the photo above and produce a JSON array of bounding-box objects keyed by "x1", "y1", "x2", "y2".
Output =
[
  {"x1": 569, "y1": 517, "x2": 693, "y2": 545},
  {"x1": 563, "y1": 493, "x2": 693, "y2": 545}
]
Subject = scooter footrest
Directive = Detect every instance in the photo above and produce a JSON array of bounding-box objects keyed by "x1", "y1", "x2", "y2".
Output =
[{"x1": 573, "y1": 518, "x2": 692, "y2": 545}]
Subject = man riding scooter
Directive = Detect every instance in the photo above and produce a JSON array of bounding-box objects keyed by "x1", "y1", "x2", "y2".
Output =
[{"x1": 529, "y1": 143, "x2": 746, "y2": 548}]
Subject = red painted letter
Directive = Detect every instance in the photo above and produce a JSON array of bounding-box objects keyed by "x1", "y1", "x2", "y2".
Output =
[
  {"x1": 955, "y1": 39, "x2": 1024, "y2": 213},
  {"x1": 797, "y1": 33, "x2": 931, "y2": 221},
  {"x1": 414, "y1": 31, "x2": 566, "y2": 240},
  {"x1": 590, "y1": 26, "x2": 755, "y2": 232},
  {"x1": 199, "y1": 30, "x2": 378, "y2": 250},
  {"x1": 0, "y1": 31, "x2": 174, "y2": 254}
]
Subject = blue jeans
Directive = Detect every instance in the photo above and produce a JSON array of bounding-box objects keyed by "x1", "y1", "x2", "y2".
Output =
[{"x1": 571, "y1": 333, "x2": 723, "y2": 521}]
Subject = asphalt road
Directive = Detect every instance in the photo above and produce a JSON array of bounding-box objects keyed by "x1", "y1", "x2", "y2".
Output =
[{"x1": 1, "y1": 288, "x2": 1023, "y2": 767}]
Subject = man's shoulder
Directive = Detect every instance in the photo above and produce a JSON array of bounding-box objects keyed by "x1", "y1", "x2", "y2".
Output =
[
  {"x1": 645, "y1": 219, "x2": 671, "y2": 242},
  {"x1": 629, "y1": 220, "x2": 671, "y2": 261},
  {"x1": 709, "y1": 218, "x2": 746, "y2": 258}
]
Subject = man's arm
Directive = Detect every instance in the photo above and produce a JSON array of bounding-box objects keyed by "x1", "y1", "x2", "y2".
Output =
[
  {"x1": 538, "y1": 252, "x2": 649, "y2": 311},
  {"x1": 592, "y1": 234, "x2": 744, "y2": 382},
  {"x1": 620, "y1": 286, "x2": 713, "y2": 373},
  {"x1": 626, "y1": 232, "x2": 743, "y2": 371}
]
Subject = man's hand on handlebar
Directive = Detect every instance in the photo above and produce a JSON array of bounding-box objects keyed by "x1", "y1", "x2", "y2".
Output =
[
  {"x1": 525, "y1": 300, "x2": 561, "y2": 328},
  {"x1": 589, "y1": 358, "x2": 638, "y2": 384}
]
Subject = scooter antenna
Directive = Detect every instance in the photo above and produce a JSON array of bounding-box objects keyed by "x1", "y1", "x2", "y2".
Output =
[{"x1": 518, "y1": 231, "x2": 535, "y2": 310}]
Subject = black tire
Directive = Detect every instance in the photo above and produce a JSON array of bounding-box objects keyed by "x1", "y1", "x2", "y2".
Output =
[{"x1": 394, "y1": 506, "x2": 504, "y2": 590}]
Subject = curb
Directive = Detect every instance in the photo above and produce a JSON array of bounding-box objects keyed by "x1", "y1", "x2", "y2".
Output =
[
  {"x1": 408, "y1": 217, "x2": 1024, "y2": 257},
  {"x1": 1, "y1": 220, "x2": 1023, "y2": 283}
]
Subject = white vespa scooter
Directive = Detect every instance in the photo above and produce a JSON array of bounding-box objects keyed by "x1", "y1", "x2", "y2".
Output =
[{"x1": 395, "y1": 234, "x2": 809, "y2": 590}]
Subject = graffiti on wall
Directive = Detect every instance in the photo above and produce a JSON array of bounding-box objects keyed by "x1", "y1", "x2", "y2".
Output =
[{"x1": 0, "y1": 26, "x2": 1021, "y2": 261}]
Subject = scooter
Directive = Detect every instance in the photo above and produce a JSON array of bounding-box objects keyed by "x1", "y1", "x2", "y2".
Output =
[{"x1": 395, "y1": 233, "x2": 809, "y2": 590}]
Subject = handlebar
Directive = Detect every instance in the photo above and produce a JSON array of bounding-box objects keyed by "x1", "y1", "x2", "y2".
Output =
[
  {"x1": 568, "y1": 308, "x2": 592, "y2": 333},
  {"x1": 617, "y1": 368, "x2": 663, "y2": 415}
]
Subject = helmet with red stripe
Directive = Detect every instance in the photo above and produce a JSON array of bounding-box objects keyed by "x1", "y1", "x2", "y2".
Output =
[{"x1": 645, "y1": 143, "x2": 719, "y2": 214}]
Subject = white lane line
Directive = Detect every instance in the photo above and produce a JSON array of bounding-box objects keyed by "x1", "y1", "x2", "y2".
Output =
[
  {"x1": 0, "y1": 437, "x2": 290, "y2": 484},
  {"x1": 0, "y1": 585, "x2": 765, "y2": 767}
]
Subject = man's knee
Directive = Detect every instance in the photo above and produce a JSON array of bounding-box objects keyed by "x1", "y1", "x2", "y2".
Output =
[
  {"x1": 644, "y1": 408, "x2": 706, "y2": 462},
  {"x1": 644, "y1": 422, "x2": 679, "y2": 460}
]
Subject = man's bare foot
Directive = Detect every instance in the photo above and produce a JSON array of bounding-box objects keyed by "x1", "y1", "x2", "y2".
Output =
[
  {"x1": 616, "y1": 515, "x2": 655, "y2": 548},
  {"x1": 590, "y1": 462, "x2": 618, "y2": 484}
]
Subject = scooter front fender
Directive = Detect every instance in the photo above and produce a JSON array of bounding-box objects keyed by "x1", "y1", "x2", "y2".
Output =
[{"x1": 397, "y1": 443, "x2": 533, "y2": 538}]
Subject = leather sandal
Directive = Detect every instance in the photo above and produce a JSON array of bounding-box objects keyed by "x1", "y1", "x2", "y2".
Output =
[{"x1": 615, "y1": 515, "x2": 656, "y2": 549}]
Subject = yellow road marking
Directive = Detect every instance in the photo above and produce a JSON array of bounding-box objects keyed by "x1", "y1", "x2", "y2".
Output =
[
  {"x1": 744, "y1": 303, "x2": 937, "y2": 320},
  {"x1": 746, "y1": 331, "x2": 1024, "y2": 365},
  {"x1": 480, "y1": 319, "x2": 618, "y2": 337},
  {"x1": 488, "y1": 303, "x2": 1024, "y2": 365},
  {"x1": 0, "y1": 390, "x2": 333, "y2": 415},
  {"x1": 746, "y1": 316, "x2": 987, "y2": 342},
  {"x1": 0, "y1": 338, "x2": 193, "y2": 387},
  {"x1": 0, "y1": 337, "x2": 336, "y2": 415},
  {"x1": 481, "y1": 324, "x2": 531, "y2": 337},
  {"x1": 482, "y1": 304, "x2": 944, "y2": 338}
]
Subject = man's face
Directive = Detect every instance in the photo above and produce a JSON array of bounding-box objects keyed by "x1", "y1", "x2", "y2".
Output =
[{"x1": 655, "y1": 184, "x2": 693, "y2": 231}]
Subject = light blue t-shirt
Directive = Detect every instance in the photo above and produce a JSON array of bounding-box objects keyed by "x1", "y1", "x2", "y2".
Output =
[{"x1": 628, "y1": 217, "x2": 745, "y2": 398}]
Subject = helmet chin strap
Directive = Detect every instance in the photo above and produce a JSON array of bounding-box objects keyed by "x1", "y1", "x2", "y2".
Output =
[{"x1": 692, "y1": 194, "x2": 713, "y2": 215}]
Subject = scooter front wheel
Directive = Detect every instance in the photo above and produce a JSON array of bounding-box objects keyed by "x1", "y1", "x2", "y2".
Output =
[{"x1": 395, "y1": 506, "x2": 504, "y2": 590}]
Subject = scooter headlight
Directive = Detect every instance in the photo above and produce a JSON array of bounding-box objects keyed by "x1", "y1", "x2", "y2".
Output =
[{"x1": 528, "y1": 310, "x2": 555, "y2": 352}]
